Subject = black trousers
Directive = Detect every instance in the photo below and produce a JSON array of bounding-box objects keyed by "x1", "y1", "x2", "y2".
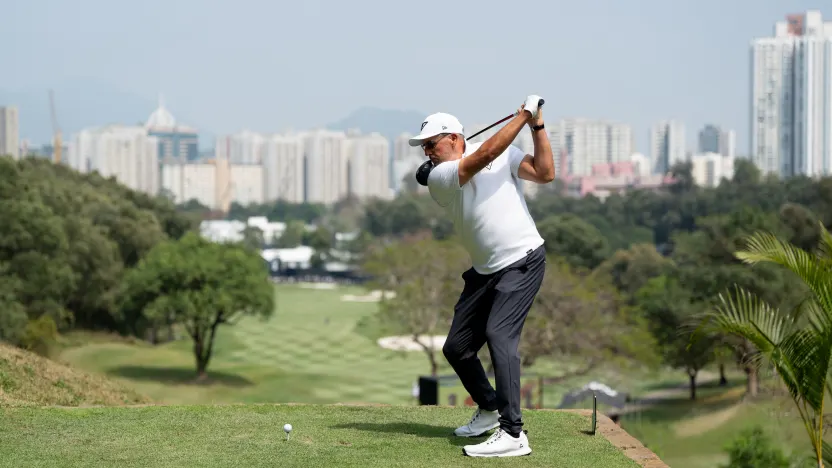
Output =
[{"x1": 442, "y1": 245, "x2": 546, "y2": 435}]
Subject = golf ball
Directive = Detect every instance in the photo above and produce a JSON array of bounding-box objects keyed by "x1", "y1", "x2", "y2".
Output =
[{"x1": 284, "y1": 424, "x2": 292, "y2": 433}]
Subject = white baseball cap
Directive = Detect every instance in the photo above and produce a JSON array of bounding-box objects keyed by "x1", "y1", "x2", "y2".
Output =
[{"x1": 408, "y1": 112, "x2": 465, "y2": 147}]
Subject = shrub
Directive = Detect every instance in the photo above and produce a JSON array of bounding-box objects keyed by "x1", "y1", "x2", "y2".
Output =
[{"x1": 720, "y1": 425, "x2": 790, "y2": 468}]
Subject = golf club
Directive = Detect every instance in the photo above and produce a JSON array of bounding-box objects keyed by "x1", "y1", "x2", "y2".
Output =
[{"x1": 415, "y1": 99, "x2": 544, "y2": 186}]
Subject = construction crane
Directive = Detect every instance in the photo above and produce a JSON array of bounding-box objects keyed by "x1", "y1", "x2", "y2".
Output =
[{"x1": 49, "y1": 90, "x2": 61, "y2": 164}]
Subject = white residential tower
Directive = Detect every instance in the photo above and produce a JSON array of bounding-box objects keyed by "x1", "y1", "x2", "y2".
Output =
[
  {"x1": 650, "y1": 120, "x2": 686, "y2": 174},
  {"x1": 751, "y1": 10, "x2": 832, "y2": 177}
]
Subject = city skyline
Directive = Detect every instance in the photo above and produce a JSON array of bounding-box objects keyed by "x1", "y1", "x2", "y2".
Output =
[
  {"x1": 8, "y1": 7, "x2": 832, "y2": 209},
  {"x1": 43, "y1": 98, "x2": 738, "y2": 211},
  {"x1": 3, "y1": 1, "x2": 831, "y2": 155}
]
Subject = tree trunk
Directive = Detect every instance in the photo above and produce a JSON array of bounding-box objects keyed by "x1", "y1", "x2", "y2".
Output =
[
  {"x1": 196, "y1": 355, "x2": 208, "y2": 381},
  {"x1": 193, "y1": 330, "x2": 208, "y2": 381},
  {"x1": 688, "y1": 369, "x2": 697, "y2": 401},
  {"x1": 196, "y1": 321, "x2": 221, "y2": 381},
  {"x1": 417, "y1": 335, "x2": 439, "y2": 377},
  {"x1": 744, "y1": 365, "x2": 758, "y2": 398},
  {"x1": 738, "y1": 340, "x2": 759, "y2": 398},
  {"x1": 719, "y1": 363, "x2": 727, "y2": 386}
]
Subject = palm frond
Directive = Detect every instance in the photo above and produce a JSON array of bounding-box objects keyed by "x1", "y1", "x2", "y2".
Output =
[
  {"x1": 777, "y1": 328, "x2": 829, "y2": 410},
  {"x1": 817, "y1": 220, "x2": 832, "y2": 260},
  {"x1": 737, "y1": 231, "x2": 832, "y2": 317},
  {"x1": 792, "y1": 295, "x2": 819, "y2": 329},
  {"x1": 722, "y1": 224, "x2": 832, "y2": 468},
  {"x1": 696, "y1": 285, "x2": 786, "y2": 355},
  {"x1": 815, "y1": 231, "x2": 832, "y2": 280},
  {"x1": 822, "y1": 438, "x2": 832, "y2": 466},
  {"x1": 696, "y1": 285, "x2": 830, "y2": 409}
]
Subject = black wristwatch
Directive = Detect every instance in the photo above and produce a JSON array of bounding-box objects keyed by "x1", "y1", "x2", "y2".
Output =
[{"x1": 532, "y1": 123, "x2": 545, "y2": 131}]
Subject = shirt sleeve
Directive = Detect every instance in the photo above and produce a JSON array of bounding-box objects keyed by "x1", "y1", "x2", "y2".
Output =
[
  {"x1": 427, "y1": 160, "x2": 461, "y2": 207},
  {"x1": 508, "y1": 144, "x2": 528, "y2": 179}
]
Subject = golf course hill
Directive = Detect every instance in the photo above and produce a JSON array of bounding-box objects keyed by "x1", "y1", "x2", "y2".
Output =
[{"x1": 0, "y1": 341, "x2": 150, "y2": 407}]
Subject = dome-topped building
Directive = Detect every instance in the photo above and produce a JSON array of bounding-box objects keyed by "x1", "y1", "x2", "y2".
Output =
[
  {"x1": 145, "y1": 94, "x2": 199, "y2": 162},
  {"x1": 145, "y1": 99, "x2": 177, "y2": 130}
]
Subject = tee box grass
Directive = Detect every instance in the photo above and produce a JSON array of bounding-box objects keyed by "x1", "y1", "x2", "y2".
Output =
[{"x1": 0, "y1": 404, "x2": 643, "y2": 468}]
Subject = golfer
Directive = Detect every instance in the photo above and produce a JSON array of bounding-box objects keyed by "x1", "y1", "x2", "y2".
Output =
[{"x1": 408, "y1": 95, "x2": 553, "y2": 457}]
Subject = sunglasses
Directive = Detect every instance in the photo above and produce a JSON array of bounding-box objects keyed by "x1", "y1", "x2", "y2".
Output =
[{"x1": 421, "y1": 133, "x2": 449, "y2": 151}]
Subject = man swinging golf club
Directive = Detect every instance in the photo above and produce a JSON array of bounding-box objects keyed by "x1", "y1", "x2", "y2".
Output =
[{"x1": 408, "y1": 95, "x2": 554, "y2": 457}]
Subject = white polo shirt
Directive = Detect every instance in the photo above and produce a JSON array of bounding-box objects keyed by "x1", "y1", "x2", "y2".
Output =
[{"x1": 427, "y1": 142, "x2": 545, "y2": 274}]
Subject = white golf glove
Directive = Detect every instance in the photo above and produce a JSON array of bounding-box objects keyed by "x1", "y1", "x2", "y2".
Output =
[{"x1": 523, "y1": 95, "x2": 544, "y2": 119}]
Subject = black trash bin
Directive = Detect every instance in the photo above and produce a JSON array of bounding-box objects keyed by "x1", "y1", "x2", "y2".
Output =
[{"x1": 418, "y1": 376, "x2": 438, "y2": 405}]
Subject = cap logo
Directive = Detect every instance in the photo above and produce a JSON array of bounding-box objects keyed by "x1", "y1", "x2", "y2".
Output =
[
  {"x1": 421, "y1": 121, "x2": 428, "y2": 131},
  {"x1": 442, "y1": 126, "x2": 447, "y2": 130}
]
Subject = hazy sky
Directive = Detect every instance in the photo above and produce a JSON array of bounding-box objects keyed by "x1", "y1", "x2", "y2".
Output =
[{"x1": 3, "y1": 0, "x2": 831, "y2": 154}]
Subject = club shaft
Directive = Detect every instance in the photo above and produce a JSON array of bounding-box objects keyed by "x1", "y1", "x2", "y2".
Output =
[
  {"x1": 465, "y1": 99, "x2": 543, "y2": 141},
  {"x1": 466, "y1": 113, "x2": 515, "y2": 141}
]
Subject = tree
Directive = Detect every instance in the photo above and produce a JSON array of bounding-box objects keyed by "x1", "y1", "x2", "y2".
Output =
[
  {"x1": 327, "y1": 195, "x2": 364, "y2": 233},
  {"x1": 361, "y1": 194, "x2": 447, "y2": 239},
  {"x1": 277, "y1": 220, "x2": 305, "y2": 248},
  {"x1": 696, "y1": 225, "x2": 832, "y2": 467},
  {"x1": 720, "y1": 426, "x2": 790, "y2": 468},
  {"x1": 241, "y1": 225, "x2": 265, "y2": 251},
  {"x1": 0, "y1": 157, "x2": 196, "y2": 340},
  {"x1": 61, "y1": 217, "x2": 124, "y2": 331},
  {"x1": 595, "y1": 243, "x2": 675, "y2": 298},
  {"x1": 227, "y1": 200, "x2": 326, "y2": 224},
  {"x1": 304, "y1": 225, "x2": 333, "y2": 266},
  {"x1": 537, "y1": 214, "x2": 611, "y2": 270},
  {"x1": 121, "y1": 232, "x2": 275, "y2": 379},
  {"x1": 304, "y1": 226, "x2": 332, "y2": 251},
  {"x1": 521, "y1": 258, "x2": 658, "y2": 375},
  {"x1": 671, "y1": 207, "x2": 806, "y2": 398},
  {"x1": 0, "y1": 199, "x2": 75, "y2": 328},
  {"x1": 0, "y1": 270, "x2": 27, "y2": 345},
  {"x1": 668, "y1": 161, "x2": 696, "y2": 194},
  {"x1": 780, "y1": 203, "x2": 821, "y2": 253},
  {"x1": 731, "y1": 159, "x2": 762, "y2": 187},
  {"x1": 344, "y1": 230, "x2": 374, "y2": 256},
  {"x1": 361, "y1": 238, "x2": 469, "y2": 376},
  {"x1": 636, "y1": 275, "x2": 717, "y2": 400}
]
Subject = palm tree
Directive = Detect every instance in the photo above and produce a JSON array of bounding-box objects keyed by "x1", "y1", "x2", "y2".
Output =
[{"x1": 694, "y1": 223, "x2": 832, "y2": 468}]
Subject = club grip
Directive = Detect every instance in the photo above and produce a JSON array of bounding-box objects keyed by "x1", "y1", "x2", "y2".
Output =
[{"x1": 512, "y1": 99, "x2": 545, "y2": 117}]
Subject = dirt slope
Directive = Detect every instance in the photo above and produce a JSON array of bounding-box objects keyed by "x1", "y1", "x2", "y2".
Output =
[{"x1": 0, "y1": 341, "x2": 150, "y2": 407}]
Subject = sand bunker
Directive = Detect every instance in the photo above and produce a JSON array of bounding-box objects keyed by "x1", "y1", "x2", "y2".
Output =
[
  {"x1": 377, "y1": 335, "x2": 446, "y2": 352},
  {"x1": 298, "y1": 282, "x2": 338, "y2": 289},
  {"x1": 341, "y1": 290, "x2": 396, "y2": 302}
]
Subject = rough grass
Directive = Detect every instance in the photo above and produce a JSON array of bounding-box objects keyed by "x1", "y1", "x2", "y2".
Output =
[
  {"x1": 617, "y1": 378, "x2": 810, "y2": 468},
  {"x1": 0, "y1": 404, "x2": 641, "y2": 468},
  {"x1": 0, "y1": 342, "x2": 150, "y2": 408}
]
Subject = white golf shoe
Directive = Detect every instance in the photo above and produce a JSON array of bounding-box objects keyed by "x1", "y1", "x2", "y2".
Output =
[
  {"x1": 462, "y1": 428, "x2": 532, "y2": 457},
  {"x1": 453, "y1": 407, "x2": 499, "y2": 437}
]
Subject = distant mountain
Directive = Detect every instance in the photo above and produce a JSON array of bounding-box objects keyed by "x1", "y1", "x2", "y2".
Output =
[
  {"x1": 326, "y1": 107, "x2": 426, "y2": 144},
  {"x1": 0, "y1": 80, "x2": 214, "y2": 149}
]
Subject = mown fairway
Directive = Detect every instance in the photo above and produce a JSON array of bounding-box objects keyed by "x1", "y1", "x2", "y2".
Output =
[
  {"x1": 60, "y1": 284, "x2": 446, "y2": 405},
  {"x1": 59, "y1": 283, "x2": 673, "y2": 406}
]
